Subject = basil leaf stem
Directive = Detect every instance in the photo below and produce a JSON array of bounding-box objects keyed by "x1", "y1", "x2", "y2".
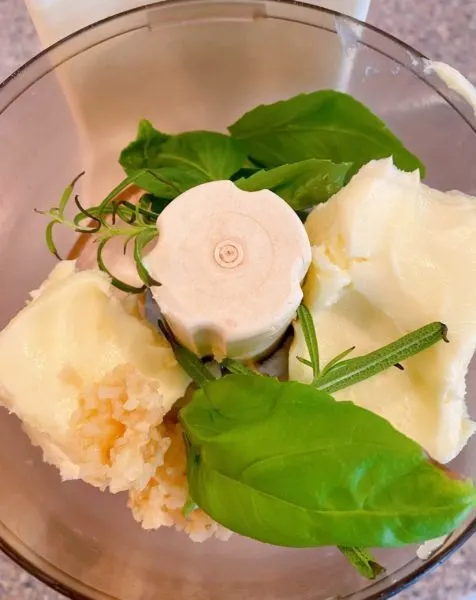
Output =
[{"x1": 338, "y1": 547, "x2": 386, "y2": 580}]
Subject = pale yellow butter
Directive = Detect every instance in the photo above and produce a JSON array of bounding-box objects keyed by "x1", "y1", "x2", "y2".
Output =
[
  {"x1": 0, "y1": 261, "x2": 189, "y2": 491},
  {"x1": 290, "y1": 158, "x2": 476, "y2": 464}
]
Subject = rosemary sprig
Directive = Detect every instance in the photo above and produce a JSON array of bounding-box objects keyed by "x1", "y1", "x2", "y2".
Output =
[
  {"x1": 316, "y1": 322, "x2": 448, "y2": 394},
  {"x1": 293, "y1": 305, "x2": 449, "y2": 579},
  {"x1": 296, "y1": 304, "x2": 448, "y2": 394},
  {"x1": 296, "y1": 304, "x2": 320, "y2": 381},
  {"x1": 36, "y1": 170, "x2": 164, "y2": 293}
]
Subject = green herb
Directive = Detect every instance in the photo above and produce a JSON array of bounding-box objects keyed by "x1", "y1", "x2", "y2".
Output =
[
  {"x1": 174, "y1": 346, "x2": 215, "y2": 387},
  {"x1": 133, "y1": 228, "x2": 160, "y2": 287},
  {"x1": 40, "y1": 91, "x2": 426, "y2": 287},
  {"x1": 36, "y1": 171, "x2": 161, "y2": 293},
  {"x1": 179, "y1": 311, "x2": 458, "y2": 563},
  {"x1": 230, "y1": 166, "x2": 261, "y2": 181},
  {"x1": 157, "y1": 321, "x2": 215, "y2": 387},
  {"x1": 35, "y1": 171, "x2": 86, "y2": 259},
  {"x1": 122, "y1": 119, "x2": 170, "y2": 166},
  {"x1": 229, "y1": 90, "x2": 425, "y2": 177},
  {"x1": 296, "y1": 357, "x2": 313, "y2": 368},
  {"x1": 338, "y1": 547, "x2": 385, "y2": 580},
  {"x1": 96, "y1": 238, "x2": 144, "y2": 294},
  {"x1": 235, "y1": 159, "x2": 351, "y2": 210},
  {"x1": 221, "y1": 358, "x2": 257, "y2": 377},
  {"x1": 120, "y1": 120, "x2": 247, "y2": 198},
  {"x1": 319, "y1": 346, "x2": 356, "y2": 378},
  {"x1": 180, "y1": 374, "x2": 476, "y2": 548},
  {"x1": 297, "y1": 318, "x2": 449, "y2": 394},
  {"x1": 140, "y1": 193, "x2": 170, "y2": 217},
  {"x1": 182, "y1": 494, "x2": 199, "y2": 518},
  {"x1": 222, "y1": 349, "x2": 385, "y2": 579},
  {"x1": 296, "y1": 304, "x2": 320, "y2": 381}
]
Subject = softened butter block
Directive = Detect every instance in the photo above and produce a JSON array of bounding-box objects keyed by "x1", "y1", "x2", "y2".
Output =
[
  {"x1": 290, "y1": 158, "x2": 476, "y2": 464},
  {"x1": 0, "y1": 261, "x2": 189, "y2": 492}
]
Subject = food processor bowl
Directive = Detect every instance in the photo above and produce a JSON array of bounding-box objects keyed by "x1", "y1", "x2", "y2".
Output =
[{"x1": 0, "y1": 2, "x2": 475, "y2": 599}]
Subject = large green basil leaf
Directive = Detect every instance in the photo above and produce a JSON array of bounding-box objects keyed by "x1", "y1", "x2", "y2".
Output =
[
  {"x1": 181, "y1": 375, "x2": 475, "y2": 548},
  {"x1": 120, "y1": 120, "x2": 247, "y2": 198},
  {"x1": 235, "y1": 159, "x2": 351, "y2": 210},
  {"x1": 228, "y1": 90, "x2": 425, "y2": 176}
]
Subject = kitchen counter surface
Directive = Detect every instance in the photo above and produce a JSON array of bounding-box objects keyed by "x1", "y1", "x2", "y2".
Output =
[{"x1": 0, "y1": 0, "x2": 475, "y2": 598}]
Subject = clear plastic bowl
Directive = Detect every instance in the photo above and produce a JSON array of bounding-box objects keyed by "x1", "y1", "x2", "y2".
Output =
[{"x1": 0, "y1": 2, "x2": 475, "y2": 599}]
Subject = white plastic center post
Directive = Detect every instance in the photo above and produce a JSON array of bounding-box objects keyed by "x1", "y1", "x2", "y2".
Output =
[
  {"x1": 145, "y1": 180, "x2": 312, "y2": 360},
  {"x1": 214, "y1": 240, "x2": 244, "y2": 269}
]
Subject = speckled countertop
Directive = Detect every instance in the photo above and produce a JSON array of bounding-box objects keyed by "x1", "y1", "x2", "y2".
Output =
[{"x1": 0, "y1": 0, "x2": 476, "y2": 598}]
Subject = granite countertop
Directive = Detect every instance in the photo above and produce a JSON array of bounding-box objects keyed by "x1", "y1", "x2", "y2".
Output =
[{"x1": 0, "y1": 0, "x2": 475, "y2": 598}]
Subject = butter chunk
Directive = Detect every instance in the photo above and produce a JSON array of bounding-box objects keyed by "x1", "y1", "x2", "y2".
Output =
[
  {"x1": 290, "y1": 158, "x2": 476, "y2": 464},
  {"x1": 0, "y1": 261, "x2": 189, "y2": 492}
]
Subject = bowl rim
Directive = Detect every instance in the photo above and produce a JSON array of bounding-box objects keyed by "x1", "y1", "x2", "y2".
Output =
[{"x1": 0, "y1": 0, "x2": 475, "y2": 598}]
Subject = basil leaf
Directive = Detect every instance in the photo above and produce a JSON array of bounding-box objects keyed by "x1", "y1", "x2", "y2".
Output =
[
  {"x1": 120, "y1": 120, "x2": 247, "y2": 198},
  {"x1": 229, "y1": 90, "x2": 425, "y2": 176},
  {"x1": 120, "y1": 120, "x2": 170, "y2": 170},
  {"x1": 235, "y1": 159, "x2": 351, "y2": 209},
  {"x1": 181, "y1": 375, "x2": 475, "y2": 548}
]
